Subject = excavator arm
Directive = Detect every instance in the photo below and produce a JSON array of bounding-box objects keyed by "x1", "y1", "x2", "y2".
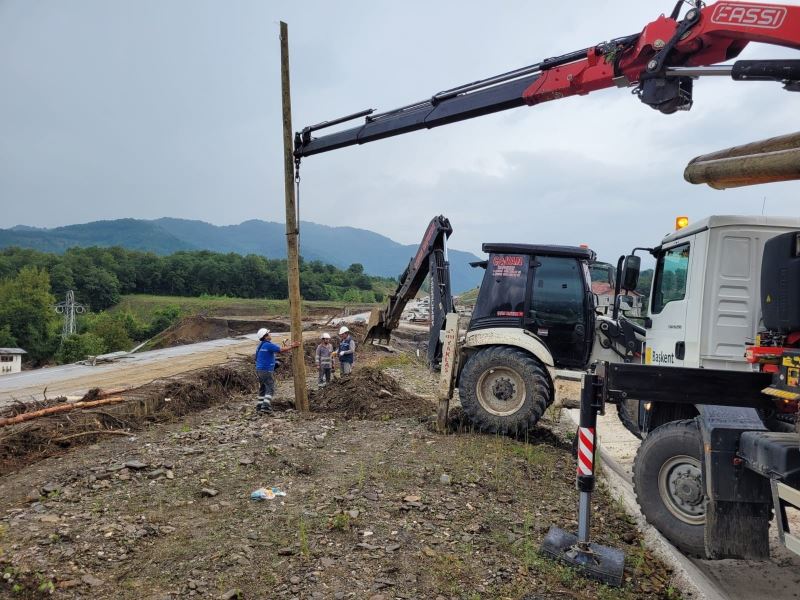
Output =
[
  {"x1": 295, "y1": 1, "x2": 800, "y2": 158},
  {"x1": 364, "y1": 215, "x2": 454, "y2": 366}
]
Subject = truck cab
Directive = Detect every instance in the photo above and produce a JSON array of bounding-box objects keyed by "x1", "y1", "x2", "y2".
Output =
[{"x1": 646, "y1": 215, "x2": 800, "y2": 372}]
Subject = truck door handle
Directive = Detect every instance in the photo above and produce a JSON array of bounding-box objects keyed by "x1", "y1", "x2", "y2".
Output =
[{"x1": 675, "y1": 341, "x2": 685, "y2": 360}]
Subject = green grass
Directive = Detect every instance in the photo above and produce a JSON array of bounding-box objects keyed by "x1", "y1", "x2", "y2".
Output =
[
  {"x1": 113, "y1": 294, "x2": 377, "y2": 321},
  {"x1": 456, "y1": 287, "x2": 480, "y2": 307},
  {"x1": 375, "y1": 353, "x2": 421, "y2": 370}
]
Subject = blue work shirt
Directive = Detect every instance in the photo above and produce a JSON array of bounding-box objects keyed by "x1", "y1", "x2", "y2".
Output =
[{"x1": 255, "y1": 340, "x2": 282, "y2": 371}]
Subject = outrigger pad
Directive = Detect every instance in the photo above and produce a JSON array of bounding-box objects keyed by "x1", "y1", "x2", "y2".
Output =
[{"x1": 540, "y1": 526, "x2": 625, "y2": 587}]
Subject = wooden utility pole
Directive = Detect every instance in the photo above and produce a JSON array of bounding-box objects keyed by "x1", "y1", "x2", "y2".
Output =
[{"x1": 280, "y1": 21, "x2": 308, "y2": 411}]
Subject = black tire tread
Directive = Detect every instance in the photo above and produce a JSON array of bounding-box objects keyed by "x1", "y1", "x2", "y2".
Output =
[
  {"x1": 632, "y1": 418, "x2": 707, "y2": 558},
  {"x1": 459, "y1": 346, "x2": 552, "y2": 435}
]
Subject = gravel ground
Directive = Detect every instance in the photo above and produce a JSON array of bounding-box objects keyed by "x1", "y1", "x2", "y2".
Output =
[{"x1": 0, "y1": 356, "x2": 683, "y2": 599}]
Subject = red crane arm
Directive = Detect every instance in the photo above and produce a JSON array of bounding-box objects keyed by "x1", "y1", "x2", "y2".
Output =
[
  {"x1": 295, "y1": 1, "x2": 800, "y2": 157},
  {"x1": 525, "y1": 1, "x2": 800, "y2": 106}
]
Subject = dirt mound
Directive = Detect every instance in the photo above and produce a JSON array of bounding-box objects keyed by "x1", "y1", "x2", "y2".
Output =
[
  {"x1": 310, "y1": 367, "x2": 432, "y2": 420},
  {"x1": 148, "y1": 316, "x2": 289, "y2": 349}
]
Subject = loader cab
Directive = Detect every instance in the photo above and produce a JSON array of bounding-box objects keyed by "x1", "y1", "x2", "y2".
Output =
[{"x1": 470, "y1": 243, "x2": 595, "y2": 369}]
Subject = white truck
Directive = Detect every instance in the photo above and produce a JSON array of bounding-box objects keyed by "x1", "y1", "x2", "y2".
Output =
[{"x1": 431, "y1": 213, "x2": 800, "y2": 559}]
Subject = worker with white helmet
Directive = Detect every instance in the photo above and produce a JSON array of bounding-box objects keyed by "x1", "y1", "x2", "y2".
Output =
[
  {"x1": 254, "y1": 327, "x2": 299, "y2": 413},
  {"x1": 314, "y1": 332, "x2": 335, "y2": 388},
  {"x1": 337, "y1": 325, "x2": 356, "y2": 376}
]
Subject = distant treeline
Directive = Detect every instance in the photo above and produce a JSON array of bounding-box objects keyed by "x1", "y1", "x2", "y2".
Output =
[{"x1": 0, "y1": 246, "x2": 393, "y2": 310}]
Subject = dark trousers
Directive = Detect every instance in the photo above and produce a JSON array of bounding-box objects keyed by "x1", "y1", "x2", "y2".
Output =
[
  {"x1": 257, "y1": 370, "x2": 275, "y2": 398},
  {"x1": 318, "y1": 365, "x2": 332, "y2": 384}
]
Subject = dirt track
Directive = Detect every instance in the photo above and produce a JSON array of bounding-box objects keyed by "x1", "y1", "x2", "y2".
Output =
[{"x1": 0, "y1": 333, "x2": 311, "y2": 406}]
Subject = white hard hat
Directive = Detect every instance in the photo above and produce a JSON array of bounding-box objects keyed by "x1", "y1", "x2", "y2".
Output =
[
  {"x1": 339, "y1": 326, "x2": 349, "y2": 335},
  {"x1": 256, "y1": 328, "x2": 270, "y2": 339},
  {"x1": 322, "y1": 332, "x2": 331, "y2": 339}
]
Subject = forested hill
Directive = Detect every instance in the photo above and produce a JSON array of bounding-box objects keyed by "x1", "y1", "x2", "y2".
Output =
[{"x1": 1, "y1": 218, "x2": 483, "y2": 292}]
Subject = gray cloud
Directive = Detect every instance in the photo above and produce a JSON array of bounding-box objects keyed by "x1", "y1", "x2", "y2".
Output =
[{"x1": 1, "y1": 0, "x2": 798, "y2": 265}]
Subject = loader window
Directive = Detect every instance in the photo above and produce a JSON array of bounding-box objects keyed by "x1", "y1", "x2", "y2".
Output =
[
  {"x1": 652, "y1": 243, "x2": 690, "y2": 314},
  {"x1": 472, "y1": 254, "x2": 529, "y2": 322},
  {"x1": 531, "y1": 257, "x2": 585, "y2": 323}
]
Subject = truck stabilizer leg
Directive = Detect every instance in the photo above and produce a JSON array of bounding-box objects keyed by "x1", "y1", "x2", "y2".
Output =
[{"x1": 541, "y1": 370, "x2": 625, "y2": 587}]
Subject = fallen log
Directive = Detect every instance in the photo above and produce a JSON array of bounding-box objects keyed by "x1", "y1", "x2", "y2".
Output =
[{"x1": 0, "y1": 397, "x2": 125, "y2": 428}]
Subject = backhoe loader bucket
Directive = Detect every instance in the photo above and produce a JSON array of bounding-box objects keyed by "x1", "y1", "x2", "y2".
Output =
[{"x1": 363, "y1": 308, "x2": 391, "y2": 345}]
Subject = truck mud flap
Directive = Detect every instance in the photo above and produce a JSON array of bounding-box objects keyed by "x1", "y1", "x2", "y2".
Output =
[{"x1": 699, "y1": 406, "x2": 771, "y2": 560}]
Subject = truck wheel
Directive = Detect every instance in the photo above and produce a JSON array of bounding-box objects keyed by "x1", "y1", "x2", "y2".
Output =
[
  {"x1": 633, "y1": 419, "x2": 707, "y2": 557},
  {"x1": 617, "y1": 399, "x2": 643, "y2": 439},
  {"x1": 459, "y1": 346, "x2": 551, "y2": 434}
]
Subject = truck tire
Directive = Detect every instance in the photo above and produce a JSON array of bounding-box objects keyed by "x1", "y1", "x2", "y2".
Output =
[
  {"x1": 459, "y1": 346, "x2": 551, "y2": 434},
  {"x1": 617, "y1": 399, "x2": 643, "y2": 439},
  {"x1": 633, "y1": 419, "x2": 707, "y2": 557}
]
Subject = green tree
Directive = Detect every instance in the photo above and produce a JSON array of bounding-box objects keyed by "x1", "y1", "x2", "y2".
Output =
[
  {"x1": 84, "y1": 312, "x2": 132, "y2": 352},
  {"x1": 342, "y1": 289, "x2": 361, "y2": 303},
  {"x1": 56, "y1": 333, "x2": 106, "y2": 364},
  {"x1": 0, "y1": 267, "x2": 58, "y2": 364},
  {"x1": 78, "y1": 267, "x2": 121, "y2": 311},
  {"x1": 347, "y1": 263, "x2": 364, "y2": 274},
  {"x1": 0, "y1": 325, "x2": 17, "y2": 347},
  {"x1": 146, "y1": 305, "x2": 182, "y2": 337}
]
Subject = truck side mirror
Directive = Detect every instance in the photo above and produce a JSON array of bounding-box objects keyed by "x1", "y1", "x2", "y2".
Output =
[{"x1": 621, "y1": 255, "x2": 640, "y2": 291}]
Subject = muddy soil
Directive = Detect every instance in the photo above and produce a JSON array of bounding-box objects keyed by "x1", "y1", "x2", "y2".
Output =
[
  {"x1": 0, "y1": 358, "x2": 682, "y2": 600},
  {"x1": 148, "y1": 317, "x2": 290, "y2": 350},
  {"x1": 310, "y1": 368, "x2": 433, "y2": 420}
]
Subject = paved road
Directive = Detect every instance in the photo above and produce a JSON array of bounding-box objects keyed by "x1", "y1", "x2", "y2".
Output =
[
  {"x1": 560, "y1": 381, "x2": 800, "y2": 600},
  {"x1": 0, "y1": 333, "x2": 278, "y2": 405}
]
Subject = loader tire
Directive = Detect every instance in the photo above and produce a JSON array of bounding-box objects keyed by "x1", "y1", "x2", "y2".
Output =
[
  {"x1": 459, "y1": 346, "x2": 551, "y2": 435},
  {"x1": 617, "y1": 399, "x2": 643, "y2": 439},
  {"x1": 633, "y1": 419, "x2": 707, "y2": 558}
]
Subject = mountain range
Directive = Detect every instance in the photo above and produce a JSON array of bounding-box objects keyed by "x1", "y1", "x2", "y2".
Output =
[{"x1": 0, "y1": 218, "x2": 483, "y2": 293}]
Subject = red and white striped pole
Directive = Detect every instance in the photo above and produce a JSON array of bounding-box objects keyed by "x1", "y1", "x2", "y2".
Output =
[
  {"x1": 577, "y1": 425, "x2": 595, "y2": 477},
  {"x1": 576, "y1": 372, "x2": 599, "y2": 545}
]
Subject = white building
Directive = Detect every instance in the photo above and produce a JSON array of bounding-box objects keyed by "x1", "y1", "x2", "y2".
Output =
[{"x1": 0, "y1": 348, "x2": 26, "y2": 375}]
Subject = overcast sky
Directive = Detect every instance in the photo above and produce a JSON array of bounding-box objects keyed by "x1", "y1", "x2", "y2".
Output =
[{"x1": 1, "y1": 0, "x2": 799, "y2": 264}]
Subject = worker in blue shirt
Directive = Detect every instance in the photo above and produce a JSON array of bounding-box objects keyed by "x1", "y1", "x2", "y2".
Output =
[
  {"x1": 255, "y1": 327, "x2": 299, "y2": 413},
  {"x1": 337, "y1": 326, "x2": 356, "y2": 376}
]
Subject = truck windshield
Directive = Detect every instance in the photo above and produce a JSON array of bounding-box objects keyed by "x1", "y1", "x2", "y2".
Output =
[{"x1": 652, "y1": 243, "x2": 690, "y2": 314}]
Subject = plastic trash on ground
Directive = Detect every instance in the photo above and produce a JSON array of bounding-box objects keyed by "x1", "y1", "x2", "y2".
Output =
[{"x1": 250, "y1": 487, "x2": 287, "y2": 501}]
